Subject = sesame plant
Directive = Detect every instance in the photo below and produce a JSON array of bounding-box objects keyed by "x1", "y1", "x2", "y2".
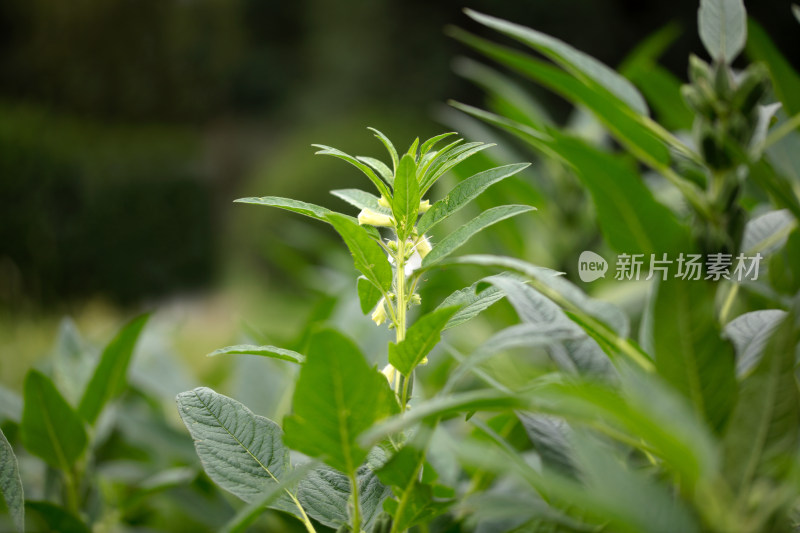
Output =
[{"x1": 170, "y1": 2, "x2": 800, "y2": 533}]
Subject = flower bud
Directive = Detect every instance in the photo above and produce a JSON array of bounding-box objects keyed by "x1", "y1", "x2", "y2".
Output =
[
  {"x1": 381, "y1": 363, "x2": 397, "y2": 384},
  {"x1": 410, "y1": 293, "x2": 421, "y2": 305},
  {"x1": 358, "y1": 208, "x2": 393, "y2": 227},
  {"x1": 416, "y1": 236, "x2": 432, "y2": 258},
  {"x1": 418, "y1": 199, "x2": 431, "y2": 213},
  {"x1": 371, "y1": 298, "x2": 387, "y2": 325},
  {"x1": 378, "y1": 195, "x2": 391, "y2": 208}
]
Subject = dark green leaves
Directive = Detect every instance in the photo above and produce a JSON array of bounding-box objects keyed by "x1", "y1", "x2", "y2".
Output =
[
  {"x1": 21, "y1": 370, "x2": 87, "y2": 471},
  {"x1": 698, "y1": 0, "x2": 746, "y2": 63},
  {"x1": 392, "y1": 154, "x2": 420, "y2": 238},
  {"x1": 176, "y1": 387, "x2": 299, "y2": 513},
  {"x1": 653, "y1": 279, "x2": 737, "y2": 432},
  {"x1": 283, "y1": 329, "x2": 398, "y2": 475},
  {"x1": 326, "y1": 213, "x2": 392, "y2": 293},
  {"x1": 417, "y1": 163, "x2": 530, "y2": 235},
  {"x1": 78, "y1": 314, "x2": 149, "y2": 425},
  {"x1": 389, "y1": 307, "x2": 459, "y2": 376},
  {"x1": 464, "y1": 9, "x2": 648, "y2": 115},
  {"x1": 422, "y1": 205, "x2": 535, "y2": 267},
  {"x1": 207, "y1": 344, "x2": 305, "y2": 364},
  {"x1": 0, "y1": 427, "x2": 24, "y2": 532}
]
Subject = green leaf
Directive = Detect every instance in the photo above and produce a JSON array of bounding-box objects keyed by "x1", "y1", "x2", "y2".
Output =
[
  {"x1": 419, "y1": 132, "x2": 457, "y2": 157},
  {"x1": 392, "y1": 154, "x2": 420, "y2": 237},
  {"x1": 698, "y1": 0, "x2": 746, "y2": 63},
  {"x1": 794, "y1": 4, "x2": 800, "y2": 23},
  {"x1": 389, "y1": 307, "x2": 460, "y2": 376},
  {"x1": 383, "y1": 482, "x2": 452, "y2": 532},
  {"x1": 741, "y1": 209, "x2": 796, "y2": 255},
  {"x1": 723, "y1": 310, "x2": 800, "y2": 494},
  {"x1": 25, "y1": 501, "x2": 89, "y2": 533},
  {"x1": 723, "y1": 310, "x2": 787, "y2": 377},
  {"x1": 548, "y1": 132, "x2": 689, "y2": 255},
  {"x1": 485, "y1": 276, "x2": 614, "y2": 377},
  {"x1": 20, "y1": 369, "x2": 87, "y2": 471},
  {"x1": 331, "y1": 189, "x2": 388, "y2": 214},
  {"x1": 368, "y1": 127, "x2": 399, "y2": 175},
  {"x1": 357, "y1": 276, "x2": 383, "y2": 315},
  {"x1": 176, "y1": 387, "x2": 302, "y2": 517},
  {"x1": 420, "y1": 142, "x2": 496, "y2": 194},
  {"x1": 438, "y1": 276, "x2": 506, "y2": 330},
  {"x1": 746, "y1": 19, "x2": 800, "y2": 116},
  {"x1": 422, "y1": 205, "x2": 535, "y2": 267},
  {"x1": 517, "y1": 413, "x2": 577, "y2": 478},
  {"x1": 464, "y1": 9, "x2": 648, "y2": 115},
  {"x1": 0, "y1": 427, "x2": 24, "y2": 532},
  {"x1": 220, "y1": 463, "x2": 317, "y2": 533},
  {"x1": 360, "y1": 389, "x2": 525, "y2": 446},
  {"x1": 283, "y1": 329, "x2": 399, "y2": 474},
  {"x1": 78, "y1": 314, "x2": 149, "y2": 425},
  {"x1": 326, "y1": 213, "x2": 393, "y2": 292},
  {"x1": 297, "y1": 449, "x2": 391, "y2": 530},
  {"x1": 52, "y1": 318, "x2": 93, "y2": 407},
  {"x1": 235, "y1": 196, "x2": 333, "y2": 220},
  {"x1": 357, "y1": 156, "x2": 393, "y2": 184},
  {"x1": 312, "y1": 144, "x2": 392, "y2": 199},
  {"x1": 417, "y1": 163, "x2": 530, "y2": 235},
  {"x1": 653, "y1": 279, "x2": 737, "y2": 432},
  {"x1": 207, "y1": 344, "x2": 305, "y2": 364},
  {"x1": 448, "y1": 29, "x2": 697, "y2": 179},
  {"x1": 624, "y1": 64, "x2": 693, "y2": 131}
]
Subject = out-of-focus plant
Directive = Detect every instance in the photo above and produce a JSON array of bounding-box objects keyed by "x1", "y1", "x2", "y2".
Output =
[{"x1": 0, "y1": 316, "x2": 240, "y2": 532}]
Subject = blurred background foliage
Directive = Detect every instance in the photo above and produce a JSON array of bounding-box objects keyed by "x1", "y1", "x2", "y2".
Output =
[{"x1": 0, "y1": 0, "x2": 796, "y2": 402}]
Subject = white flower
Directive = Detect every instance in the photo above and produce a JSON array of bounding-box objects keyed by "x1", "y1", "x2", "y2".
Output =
[
  {"x1": 371, "y1": 298, "x2": 387, "y2": 325},
  {"x1": 358, "y1": 208, "x2": 393, "y2": 227}
]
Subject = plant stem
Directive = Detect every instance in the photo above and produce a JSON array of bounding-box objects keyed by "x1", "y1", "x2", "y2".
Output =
[
  {"x1": 349, "y1": 471, "x2": 362, "y2": 533},
  {"x1": 394, "y1": 236, "x2": 411, "y2": 411}
]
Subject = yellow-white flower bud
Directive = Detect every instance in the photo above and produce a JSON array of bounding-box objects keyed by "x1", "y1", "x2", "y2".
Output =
[
  {"x1": 378, "y1": 195, "x2": 391, "y2": 208},
  {"x1": 358, "y1": 208, "x2": 393, "y2": 227},
  {"x1": 418, "y1": 199, "x2": 431, "y2": 213},
  {"x1": 416, "y1": 236, "x2": 432, "y2": 259},
  {"x1": 381, "y1": 363, "x2": 397, "y2": 384},
  {"x1": 371, "y1": 298, "x2": 387, "y2": 326}
]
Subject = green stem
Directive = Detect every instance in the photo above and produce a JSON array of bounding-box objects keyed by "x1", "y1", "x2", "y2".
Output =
[
  {"x1": 394, "y1": 236, "x2": 410, "y2": 412},
  {"x1": 349, "y1": 471, "x2": 361, "y2": 533}
]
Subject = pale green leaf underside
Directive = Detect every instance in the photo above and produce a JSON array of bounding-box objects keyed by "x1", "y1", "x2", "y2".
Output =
[
  {"x1": 698, "y1": 0, "x2": 746, "y2": 62},
  {"x1": 207, "y1": 345, "x2": 305, "y2": 364},
  {"x1": 741, "y1": 209, "x2": 795, "y2": 255},
  {"x1": 439, "y1": 279, "x2": 505, "y2": 330},
  {"x1": 422, "y1": 205, "x2": 535, "y2": 267},
  {"x1": 297, "y1": 449, "x2": 390, "y2": 530},
  {"x1": 0, "y1": 427, "x2": 24, "y2": 532},
  {"x1": 176, "y1": 387, "x2": 300, "y2": 516},
  {"x1": 723, "y1": 309, "x2": 788, "y2": 377},
  {"x1": 465, "y1": 9, "x2": 649, "y2": 115}
]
